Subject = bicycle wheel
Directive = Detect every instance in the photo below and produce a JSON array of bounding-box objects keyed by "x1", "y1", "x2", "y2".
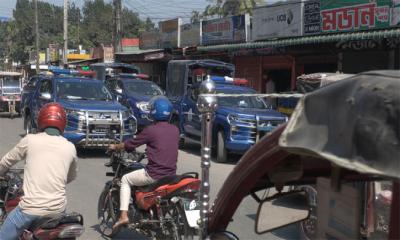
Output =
[{"x1": 98, "y1": 187, "x2": 120, "y2": 237}]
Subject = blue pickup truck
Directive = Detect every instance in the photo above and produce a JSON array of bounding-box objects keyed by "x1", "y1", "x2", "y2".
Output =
[
  {"x1": 105, "y1": 73, "x2": 165, "y2": 131},
  {"x1": 21, "y1": 70, "x2": 136, "y2": 148},
  {"x1": 166, "y1": 60, "x2": 287, "y2": 163}
]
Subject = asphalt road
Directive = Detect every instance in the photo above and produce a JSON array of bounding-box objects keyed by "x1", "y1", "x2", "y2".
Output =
[{"x1": 0, "y1": 115, "x2": 297, "y2": 240}]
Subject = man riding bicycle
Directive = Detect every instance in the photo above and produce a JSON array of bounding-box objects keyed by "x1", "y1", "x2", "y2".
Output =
[
  {"x1": 0, "y1": 103, "x2": 77, "y2": 239},
  {"x1": 108, "y1": 96, "x2": 179, "y2": 230}
]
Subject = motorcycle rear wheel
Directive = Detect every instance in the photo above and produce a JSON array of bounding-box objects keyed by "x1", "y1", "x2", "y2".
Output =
[
  {"x1": 170, "y1": 202, "x2": 195, "y2": 240},
  {"x1": 98, "y1": 187, "x2": 120, "y2": 237}
]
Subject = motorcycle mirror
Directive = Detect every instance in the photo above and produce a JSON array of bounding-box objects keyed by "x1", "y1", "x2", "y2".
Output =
[{"x1": 255, "y1": 190, "x2": 310, "y2": 234}]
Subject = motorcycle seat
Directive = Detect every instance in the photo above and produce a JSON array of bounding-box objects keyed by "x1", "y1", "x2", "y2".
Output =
[
  {"x1": 136, "y1": 174, "x2": 195, "y2": 193},
  {"x1": 29, "y1": 212, "x2": 83, "y2": 231}
]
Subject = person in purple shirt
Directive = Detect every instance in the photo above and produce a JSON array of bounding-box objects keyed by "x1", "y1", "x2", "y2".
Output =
[{"x1": 108, "y1": 96, "x2": 179, "y2": 229}]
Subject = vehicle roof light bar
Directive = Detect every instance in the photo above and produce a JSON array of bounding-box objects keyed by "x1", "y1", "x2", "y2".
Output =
[
  {"x1": 209, "y1": 75, "x2": 249, "y2": 86},
  {"x1": 118, "y1": 73, "x2": 150, "y2": 80},
  {"x1": 48, "y1": 67, "x2": 95, "y2": 77}
]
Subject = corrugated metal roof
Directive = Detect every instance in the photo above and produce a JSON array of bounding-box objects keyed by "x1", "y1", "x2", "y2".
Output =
[{"x1": 197, "y1": 28, "x2": 400, "y2": 52}]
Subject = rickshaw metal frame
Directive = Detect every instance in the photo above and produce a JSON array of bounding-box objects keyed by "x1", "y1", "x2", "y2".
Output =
[{"x1": 0, "y1": 71, "x2": 23, "y2": 118}]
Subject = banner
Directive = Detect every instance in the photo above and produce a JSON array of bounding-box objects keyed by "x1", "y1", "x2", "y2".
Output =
[
  {"x1": 159, "y1": 18, "x2": 181, "y2": 48},
  {"x1": 139, "y1": 31, "x2": 161, "y2": 50},
  {"x1": 304, "y1": 0, "x2": 321, "y2": 35},
  {"x1": 48, "y1": 44, "x2": 60, "y2": 62},
  {"x1": 202, "y1": 15, "x2": 248, "y2": 45},
  {"x1": 252, "y1": 1, "x2": 303, "y2": 41},
  {"x1": 180, "y1": 23, "x2": 201, "y2": 47},
  {"x1": 320, "y1": 0, "x2": 394, "y2": 32}
]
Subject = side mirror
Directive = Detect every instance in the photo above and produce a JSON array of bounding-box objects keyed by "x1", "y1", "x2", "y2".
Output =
[
  {"x1": 255, "y1": 190, "x2": 309, "y2": 234},
  {"x1": 39, "y1": 92, "x2": 51, "y2": 100}
]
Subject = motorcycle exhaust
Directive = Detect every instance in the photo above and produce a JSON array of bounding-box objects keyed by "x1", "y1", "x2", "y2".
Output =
[{"x1": 57, "y1": 224, "x2": 85, "y2": 238}]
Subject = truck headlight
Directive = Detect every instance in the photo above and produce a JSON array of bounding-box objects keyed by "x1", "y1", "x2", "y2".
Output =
[
  {"x1": 136, "y1": 102, "x2": 149, "y2": 112},
  {"x1": 65, "y1": 109, "x2": 86, "y2": 120},
  {"x1": 121, "y1": 110, "x2": 132, "y2": 119},
  {"x1": 227, "y1": 114, "x2": 239, "y2": 124}
]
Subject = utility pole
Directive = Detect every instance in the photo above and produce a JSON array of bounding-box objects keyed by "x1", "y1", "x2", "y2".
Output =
[
  {"x1": 113, "y1": 0, "x2": 122, "y2": 53},
  {"x1": 34, "y1": 0, "x2": 39, "y2": 73},
  {"x1": 63, "y1": 0, "x2": 69, "y2": 68}
]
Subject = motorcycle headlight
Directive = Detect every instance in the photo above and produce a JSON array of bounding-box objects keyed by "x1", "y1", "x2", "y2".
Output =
[
  {"x1": 65, "y1": 109, "x2": 86, "y2": 120},
  {"x1": 136, "y1": 101, "x2": 149, "y2": 113}
]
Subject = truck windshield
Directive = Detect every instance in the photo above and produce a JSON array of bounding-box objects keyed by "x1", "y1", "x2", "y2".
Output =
[
  {"x1": 1, "y1": 77, "x2": 21, "y2": 94},
  {"x1": 57, "y1": 81, "x2": 113, "y2": 101},
  {"x1": 124, "y1": 81, "x2": 163, "y2": 96},
  {"x1": 217, "y1": 90, "x2": 267, "y2": 109}
]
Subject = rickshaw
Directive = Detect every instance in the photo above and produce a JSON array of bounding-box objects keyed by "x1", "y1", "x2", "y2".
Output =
[
  {"x1": 0, "y1": 71, "x2": 23, "y2": 118},
  {"x1": 194, "y1": 70, "x2": 399, "y2": 239}
]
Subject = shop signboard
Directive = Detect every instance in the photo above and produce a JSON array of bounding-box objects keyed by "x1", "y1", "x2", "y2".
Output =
[
  {"x1": 304, "y1": 0, "x2": 321, "y2": 34},
  {"x1": 139, "y1": 31, "x2": 161, "y2": 50},
  {"x1": 252, "y1": 1, "x2": 304, "y2": 41},
  {"x1": 202, "y1": 14, "x2": 248, "y2": 45},
  {"x1": 180, "y1": 23, "x2": 201, "y2": 47},
  {"x1": 159, "y1": 18, "x2": 181, "y2": 48},
  {"x1": 320, "y1": 0, "x2": 394, "y2": 33},
  {"x1": 48, "y1": 44, "x2": 60, "y2": 62},
  {"x1": 392, "y1": 0, "x2": 400, "y2": 26}
]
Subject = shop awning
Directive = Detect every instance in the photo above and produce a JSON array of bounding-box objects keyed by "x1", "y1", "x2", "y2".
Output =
[
  {"x1": 197, "y1": 28, "x2": 400, "y2": 52},
  {"x1": 115, "y1": 49, "x2": 165, "y2": 61},
  {"x1": 115, "y1": 49, "x2": 164, "y2": 56}
]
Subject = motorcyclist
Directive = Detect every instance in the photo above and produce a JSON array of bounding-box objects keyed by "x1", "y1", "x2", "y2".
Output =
[
  {"x1": 108, "y1": 96, "x2": 179, "y2": 230},
  {"x1": 0, "y1": 103, "x2": 77, "y2": 239}
]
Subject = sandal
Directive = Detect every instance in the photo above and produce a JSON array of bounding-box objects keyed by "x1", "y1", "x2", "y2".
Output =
[{"x1": 112, "y1": 220, "x2": 129, "y2": 232}]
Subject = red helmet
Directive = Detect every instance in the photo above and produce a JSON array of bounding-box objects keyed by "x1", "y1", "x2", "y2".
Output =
[{"x1": 38, "y1": 103, "x2": 67, "y2": 133}]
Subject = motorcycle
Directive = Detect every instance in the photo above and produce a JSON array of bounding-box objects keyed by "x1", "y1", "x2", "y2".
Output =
[
  {"x1": 98, "y1": 150, "x2": 200, "y2": 239},
  {"x1": 0, "y1": 169, "x2": 85, "y2": 240}
]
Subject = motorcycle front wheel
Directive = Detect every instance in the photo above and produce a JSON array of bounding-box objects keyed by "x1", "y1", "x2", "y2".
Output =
[{"x1": 98, "y1": 187, "x2": 120, "y2": 237}]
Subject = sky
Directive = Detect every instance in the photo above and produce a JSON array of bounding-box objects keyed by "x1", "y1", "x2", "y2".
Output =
[{"x1": 0, "y1": 0, "x2": 210, "y2": 23}]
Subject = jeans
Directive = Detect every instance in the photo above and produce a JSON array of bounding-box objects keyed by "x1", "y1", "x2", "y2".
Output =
[{"x1": 0, "y1": 206, "x2": 40, "y2": 240}]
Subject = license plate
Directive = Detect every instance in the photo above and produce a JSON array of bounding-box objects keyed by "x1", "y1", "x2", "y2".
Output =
[
  {"x1": 91, "y1": 125, "x2": 110, "y2": 133},
  {"x1": 183, "y1": 199, "x2": 200, "y2": 228}
]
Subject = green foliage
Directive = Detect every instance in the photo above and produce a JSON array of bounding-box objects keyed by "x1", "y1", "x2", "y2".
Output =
[
  {"x1": 0, "y1": 0, "x2": 154, "y2": 64},
  {"x1": 201, "y1": 0, "x2": 265, "y2": 19}
]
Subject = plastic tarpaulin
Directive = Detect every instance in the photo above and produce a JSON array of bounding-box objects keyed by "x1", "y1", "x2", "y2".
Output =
[{"x1": 280, "y1": 70, "x2": 400, "y2": 178}]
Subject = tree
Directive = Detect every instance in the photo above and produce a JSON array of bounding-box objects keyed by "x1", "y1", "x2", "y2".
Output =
[
  {"x1": 121, "y1": 8, "x2": 142, "y2": 38},
  {"x1": 81, "y1": 0, "x2": 113, "y2": 47},
  {"x1": 190, "y1": 11, "x2": 201, "y2": 24},
  {"x1": 144, "y1": 17, "x2": 155, "y2": 31},
  {"x1": 202, "y1": 0, "x2": 265, "y2": 18}
]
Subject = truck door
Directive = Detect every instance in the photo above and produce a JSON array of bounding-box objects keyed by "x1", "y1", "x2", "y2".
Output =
[
  {"x1": 33, "y1": 79, "x2": 53, "y2": 122},
  {"x1": 182, "y1": 86, "x2": 201, "y2": 137}
]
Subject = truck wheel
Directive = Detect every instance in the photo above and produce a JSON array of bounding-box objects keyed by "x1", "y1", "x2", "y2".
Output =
[{"x1": 216, "y1": 130, "x2": 228, "y2": 163}]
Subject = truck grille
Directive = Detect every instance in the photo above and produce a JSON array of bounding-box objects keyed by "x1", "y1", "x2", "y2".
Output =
[
  {"x1": 65, "y1": 110, "x2": 136, "y2": 147},
  {"x1": 230, "y1": 115, "x2": 286, "y2": 142}
]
